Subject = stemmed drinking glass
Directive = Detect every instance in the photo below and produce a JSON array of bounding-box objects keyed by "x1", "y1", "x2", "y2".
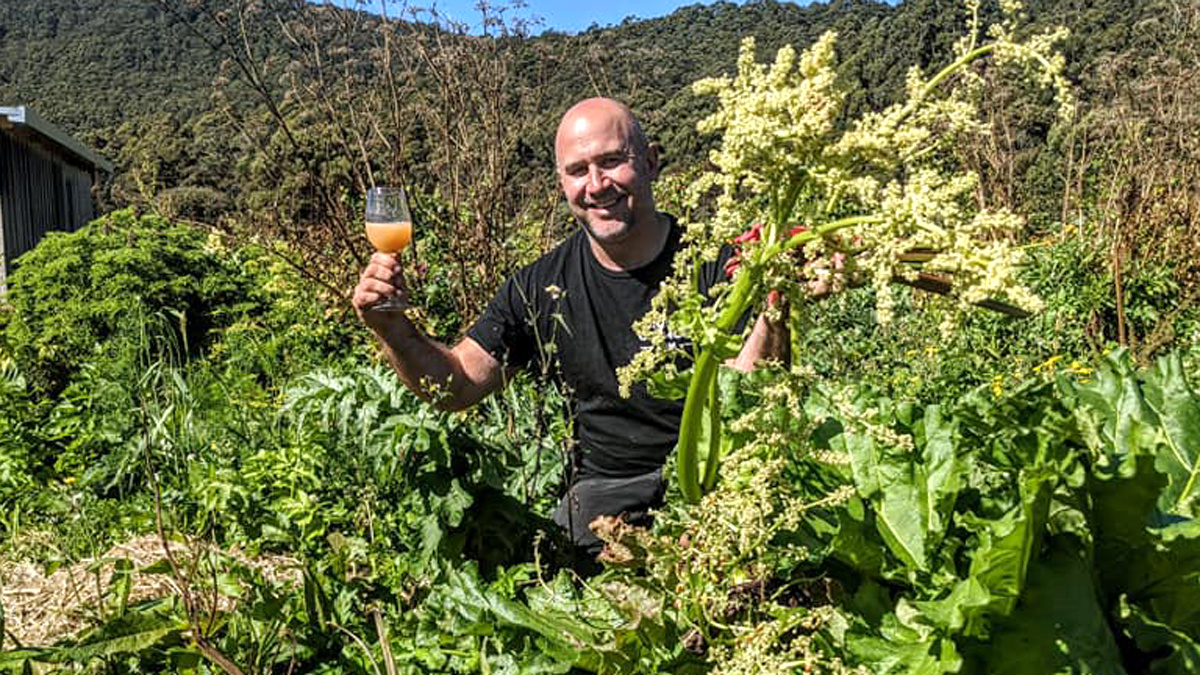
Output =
[{"x1": 364, "y1": 186, "x2": 413, "y2": 311}]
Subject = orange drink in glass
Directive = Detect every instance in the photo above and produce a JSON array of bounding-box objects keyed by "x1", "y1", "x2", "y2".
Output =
[{"x1": 364, "y1": 186, "x2": 413, "y2": 311}]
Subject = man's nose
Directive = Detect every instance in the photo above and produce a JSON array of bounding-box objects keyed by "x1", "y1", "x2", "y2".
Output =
[{"x1": 586, "y1": 164, "x2": 610, "y2": 190}]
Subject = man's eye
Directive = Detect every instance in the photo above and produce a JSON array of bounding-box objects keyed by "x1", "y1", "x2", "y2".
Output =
[
  {"x1": 564, "y1": 165, "x2": 587, "y2": 177},
  {"x1": 599, "y1": 155, "x2": 626, "y2": 169}
]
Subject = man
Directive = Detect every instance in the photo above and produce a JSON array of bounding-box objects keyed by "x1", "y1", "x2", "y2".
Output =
[{"x1": 352, "y1": 98, "x2": 783, "y2": 554}]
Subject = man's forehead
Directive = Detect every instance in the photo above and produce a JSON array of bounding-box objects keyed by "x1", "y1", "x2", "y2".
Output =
[
  {"x1": 555, "y1": 100, "x2": 637, "y2": 158},
  {"x1": 559, "y1": 98, "x2": 633, "y2": 131},
  {"x1": 558, "y1": 117, "x2": 630, "y2": 146}
]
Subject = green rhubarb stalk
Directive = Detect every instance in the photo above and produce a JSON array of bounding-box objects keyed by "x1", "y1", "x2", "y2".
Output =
[
  {"x1": 675, "y1": 214, "x2": 883, "y2": 502},
  {"x1": 701, "y1": 354, "x2": 723, "y2": 493},
  {"x1": 677, "y1": 350, "x2": 719, "y2": 503},
  {"x1": 676, "y1": 263, "x2": 759, "y2": 503}
]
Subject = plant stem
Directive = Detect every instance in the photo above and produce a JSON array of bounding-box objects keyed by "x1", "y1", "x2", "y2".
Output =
[
  {"x1": 677, "y1": 351, "x2": 718, "y2": 504},
  {"x1": 700, "y1": 369, "x2": 722, "y2": 492},
  {"x1": 774, "y1": 214, "x2": 884, "y2": 257},
  {"x1": 677, "y1": 213, "x2": 883, "y2": 503},
  {"x1": 892, "y1": 44, "x2": 995, "y2": 127}
]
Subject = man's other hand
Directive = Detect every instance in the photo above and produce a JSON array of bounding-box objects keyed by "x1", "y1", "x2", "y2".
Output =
[{"x1": 803, "y1": 251, "x2": 846, "y2": 300}]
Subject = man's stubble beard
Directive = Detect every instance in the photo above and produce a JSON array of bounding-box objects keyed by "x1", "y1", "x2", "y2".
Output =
[
  {"x1": 575, "y1": 188, "x2": 639, "y2": 245},
  {"x1": 578, "y1": 213, "x2": 635, "y2": 246}
]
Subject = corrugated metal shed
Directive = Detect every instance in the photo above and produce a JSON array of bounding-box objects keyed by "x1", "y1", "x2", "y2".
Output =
[{"x1": 0, "y1": 105, "x2": 113, "y2": 295}]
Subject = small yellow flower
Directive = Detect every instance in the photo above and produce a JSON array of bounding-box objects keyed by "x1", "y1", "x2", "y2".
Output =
[
  {"x1": 64, "y1": 476, "x2": 76, "y2": 485},
  {"x1": 1034, "y1": 354, "x2": 1063, "y2": 374},
  {"x1": 991, "y1": 374, "x2": 1005, "y2": 398}
]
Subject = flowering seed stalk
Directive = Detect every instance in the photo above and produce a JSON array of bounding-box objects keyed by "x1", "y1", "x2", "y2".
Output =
[{"x1": 618, "y1": 1, "x2": 1073, "y2": 503}]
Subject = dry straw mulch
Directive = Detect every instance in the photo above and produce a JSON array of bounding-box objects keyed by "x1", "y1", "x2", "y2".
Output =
[{"x1": 1, "y1": 534, "x2": 301, "y2": 648}]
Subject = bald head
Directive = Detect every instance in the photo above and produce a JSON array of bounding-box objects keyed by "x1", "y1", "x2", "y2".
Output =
[
  {"x1": 553, "y1": 97, "x2": 664, "y2": 268},
  {"x1": 554, "y1": 98, "x2": 649, "y2": 169}
]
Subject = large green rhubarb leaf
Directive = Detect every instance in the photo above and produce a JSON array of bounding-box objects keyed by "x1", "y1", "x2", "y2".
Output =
[
  {"x1": 1118, "y1": 595, "x2": 1200, "y2": 675},
  {"x1": 1072, "y1": 350, "x2": 1200, "y2": 518},
  {"x1": 963, "y1": 534, "x2": 1126, "y2": 675},
  {"x1": 1088, "y1": 446, "x2": 1200, "y2": 663},
  {"x1": 920, "y1": 405, "x2": 960, "y2": 551},
  {"x1": 1072, "y1": 350, "x2": 1160, "y2": 462},
  {"x1": 847, "y1": 633, "x2": 962, "y2": 675},
  {"x1": 844, "y1": 398, "x2": 930, "y2": 572},
  {"x1": 960, "y1": 464, "x2": 1053, "y2": 630},
  {"x1": 1141, "y1": 353, "x2": 1200, "y2": 517}
]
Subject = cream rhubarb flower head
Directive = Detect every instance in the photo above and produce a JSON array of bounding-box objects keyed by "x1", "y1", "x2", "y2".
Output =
[{"x1": 618, "y1": 1, "x2": 1071, "y2": 395}]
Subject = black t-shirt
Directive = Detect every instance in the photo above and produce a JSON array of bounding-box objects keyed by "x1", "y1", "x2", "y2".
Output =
[{"x1": 466, "y1": 217, "x2": 734, "y2": 479}]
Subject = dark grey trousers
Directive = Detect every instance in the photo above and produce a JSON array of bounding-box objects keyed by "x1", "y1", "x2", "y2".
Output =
[{"x1": 551, "y1": 467, "x2": 665, "y2": 556}]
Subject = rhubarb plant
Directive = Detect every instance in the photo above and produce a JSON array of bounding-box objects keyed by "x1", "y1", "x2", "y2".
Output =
[{"x1": 618, "y1": 0, "x2": 1073, "y2": 502}]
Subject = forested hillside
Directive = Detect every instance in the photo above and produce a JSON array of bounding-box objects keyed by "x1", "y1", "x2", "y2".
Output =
[
  {"x1": 0, "y1": 0, "x2": 1160, "y2": 203},
  {"x1": 6, "y1": 0, "x2": 1184, "y2": 318},
  {"x1": 0, "y1": 0, "x2": 223, "y2": 144}
]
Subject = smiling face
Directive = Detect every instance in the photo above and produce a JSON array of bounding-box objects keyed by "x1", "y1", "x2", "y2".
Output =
[{"x1": 555, "y1": 99, "x2": 660, "y2": 248}]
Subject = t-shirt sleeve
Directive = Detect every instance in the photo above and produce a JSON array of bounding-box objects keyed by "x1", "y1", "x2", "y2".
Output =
[
  {"x1": 698, "y1": 242, "x2": 753, "y2": 334},
  {"x1": 465, "y1": 271, "x2": 538, "y2": 370},
  {"x1": 705, "y1": 243, "x2": 738, "y2": 291}
]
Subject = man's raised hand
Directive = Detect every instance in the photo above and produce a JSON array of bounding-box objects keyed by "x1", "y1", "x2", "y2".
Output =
[{"x1": 352, "y1": 252, "x2": 410, "y2": 324}]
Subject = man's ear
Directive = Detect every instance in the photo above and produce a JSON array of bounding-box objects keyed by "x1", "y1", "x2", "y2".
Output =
[{"x1": 646, "y1": 142, "x2": 663, "y2": 180}]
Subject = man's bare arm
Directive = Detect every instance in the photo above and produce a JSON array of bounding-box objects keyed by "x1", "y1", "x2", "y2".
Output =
[
  {"x1": 730, "y1": 253, "x2": 846, "y2": 372},
  {"x1": 353, "y1": 252, "x2": 506, "y2": 411},
  {"x1": 730, "y1": 307, "x2": 790, "y2": 372},
  {"x1": 372, "y1": 320, "x2": 505, "y2": 411}
]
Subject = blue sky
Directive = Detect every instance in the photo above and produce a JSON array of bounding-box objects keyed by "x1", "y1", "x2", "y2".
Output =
[
  {"x1": 389, "y1": 0, "x2": 703, "y2": 34},
  {"x1": 382, "y1": 0, "x2": 817, "y2": 35},
  {"x1": 446, "y1": 0, "x2": 705, "y2": 33},
  {"x1": 380, "y1": 0, "x2": 903, "y2": 36}
]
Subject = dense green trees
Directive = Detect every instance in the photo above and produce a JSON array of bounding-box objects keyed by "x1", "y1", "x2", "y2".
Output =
[{"x1": 0, "y1": 0, "x2": 1170, "y2": 211}]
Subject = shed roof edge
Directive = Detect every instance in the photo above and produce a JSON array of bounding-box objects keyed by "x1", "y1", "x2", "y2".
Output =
[{"x1": 0, "y1": 105, "x2": 115, "y2": 173}]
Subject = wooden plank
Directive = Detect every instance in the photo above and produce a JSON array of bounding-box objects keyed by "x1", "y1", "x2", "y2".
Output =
[{"x1": 892, "y1": 271, "x2": 1031, "y2": 318}]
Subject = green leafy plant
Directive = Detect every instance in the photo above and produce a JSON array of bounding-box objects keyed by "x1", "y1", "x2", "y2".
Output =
[
  {"x1": 469, "y1": 351, "x2": 1200, "y2": 674},
  {"x1": 3, "y1": 209, "x2": 254, "y2": 396}
]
